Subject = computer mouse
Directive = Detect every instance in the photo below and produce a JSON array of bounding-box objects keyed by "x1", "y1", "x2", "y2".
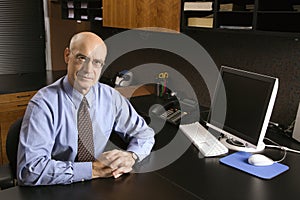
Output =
[{"x1": 248, "y1": 154, "x2": 274, "y2": 166}]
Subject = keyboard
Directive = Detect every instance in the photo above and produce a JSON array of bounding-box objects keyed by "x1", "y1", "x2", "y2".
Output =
[{"x1": 180, "y1": 122, "x2": 228, "y2": 157}]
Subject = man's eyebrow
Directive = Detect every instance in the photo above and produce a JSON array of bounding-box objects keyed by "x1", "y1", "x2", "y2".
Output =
[
  {"x1": 75, "y1": 53, "x2": 87, "y2": 57},
  {"x1": 74, "y1": 51, "x2": 103, "y2": 61},
  {"x1": 93, "y1": 58, "x2": 104, "y2": 62}
]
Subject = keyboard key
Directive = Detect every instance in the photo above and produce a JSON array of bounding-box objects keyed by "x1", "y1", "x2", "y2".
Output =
[{"x1": 180, "y1": 122, "x2": 228, "y2": 157}]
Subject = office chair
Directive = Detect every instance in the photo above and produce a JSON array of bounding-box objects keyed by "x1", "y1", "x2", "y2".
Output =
[{"x1": 0, "y1": 117, "x2": 22, "y2": 190}]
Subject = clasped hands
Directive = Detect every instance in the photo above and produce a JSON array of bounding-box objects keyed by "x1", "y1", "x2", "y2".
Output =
[{"x1": 92, "y1": 149, "x2": 136, "y2": 179}]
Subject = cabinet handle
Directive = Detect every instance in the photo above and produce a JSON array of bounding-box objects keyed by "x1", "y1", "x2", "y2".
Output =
[
  {"x1": 17, "y1": 104, "x2": 28, "y2": 107},
  {"x1": 17, "y1": 95, "x2": 31, "y2": 98}
]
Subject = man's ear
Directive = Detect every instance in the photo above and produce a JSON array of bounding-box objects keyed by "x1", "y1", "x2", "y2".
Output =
[{"x1": 64, "y1": 47, "x2": 70, "y2": 63}]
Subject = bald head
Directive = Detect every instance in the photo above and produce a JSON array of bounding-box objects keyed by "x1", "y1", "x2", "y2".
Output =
[{"x1": 69, "y1": 32, "x2": 107, "y2": 55}]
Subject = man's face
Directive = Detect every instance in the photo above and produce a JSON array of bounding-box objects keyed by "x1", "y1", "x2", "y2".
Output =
[{"x1": 65, "y1": 43, "x2": 106, "y2": 94}]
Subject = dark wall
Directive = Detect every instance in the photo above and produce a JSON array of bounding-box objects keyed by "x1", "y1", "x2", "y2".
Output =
[
  {"x1": 92, "y1": 24, "x2": 300, "y2": 127},
  {"x1": 0, "y1": 0, "x2": 46, "y2": 75},
  {"x1": 185, "y1": 30, "x2": 300, "y2": 128}
]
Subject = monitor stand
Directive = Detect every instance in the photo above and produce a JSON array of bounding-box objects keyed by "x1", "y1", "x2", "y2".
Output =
[{"x1": 220, "y1": 138, "x2": 265, "y2": 153}]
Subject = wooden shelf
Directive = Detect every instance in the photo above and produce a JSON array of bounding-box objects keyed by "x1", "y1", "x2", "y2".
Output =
[{"x1": 181, "y1": 0, "x2": 300, "y2": 34}]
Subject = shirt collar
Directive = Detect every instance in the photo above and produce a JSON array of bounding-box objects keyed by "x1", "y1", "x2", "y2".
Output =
[{"x1": 62, "y1": 76, "x2": 96, "y2": 110}]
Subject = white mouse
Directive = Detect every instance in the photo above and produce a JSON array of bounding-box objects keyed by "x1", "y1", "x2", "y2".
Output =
[{"x1": 248, "y1": 154, "x2": 275, "y2": 166}]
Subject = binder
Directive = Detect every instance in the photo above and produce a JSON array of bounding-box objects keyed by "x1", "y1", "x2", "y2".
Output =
[{"x1": 184, "y1": 2, "x2": 213, "y2": 11}]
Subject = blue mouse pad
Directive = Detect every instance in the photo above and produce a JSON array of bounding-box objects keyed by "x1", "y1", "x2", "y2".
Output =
[{"x1": 219, "y1": 151, "x2": 289, "y2": 179}]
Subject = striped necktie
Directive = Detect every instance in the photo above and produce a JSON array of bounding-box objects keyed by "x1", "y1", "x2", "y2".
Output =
[{"x1": 77, "y1": 97, "x2": 95, "y2": 162}]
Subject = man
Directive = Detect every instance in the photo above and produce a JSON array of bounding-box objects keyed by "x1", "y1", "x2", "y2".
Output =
[{"x1": 17, "y1": 32, "x2": 155, "y2": 185}]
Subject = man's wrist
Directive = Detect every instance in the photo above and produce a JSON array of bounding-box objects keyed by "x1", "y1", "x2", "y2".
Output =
[{"x1": 129, "y1": 151, "x2": 139, "y2": 163}]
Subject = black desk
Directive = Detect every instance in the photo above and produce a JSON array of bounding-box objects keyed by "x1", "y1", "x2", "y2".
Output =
[
  {"x1": 156, "y1": 131, "x2": 300, "y2": 200},
  {"x1": 1, "y1": 95, "x2": 300, "y2": 200},
  {"x1": 134, "y1": 95, "x2": 300, "y2": 200},
  {"x1": 0, "y1": 172, "x2": 200, "y2": 200}
]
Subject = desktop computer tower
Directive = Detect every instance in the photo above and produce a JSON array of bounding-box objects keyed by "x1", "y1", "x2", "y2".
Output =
[{"x1": 293, "y1": 102, "x2": 300, "y2": 142}]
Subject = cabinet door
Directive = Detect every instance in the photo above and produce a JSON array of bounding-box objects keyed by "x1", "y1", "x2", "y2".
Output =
[
  {"x1": 156, "y1": 0, "x2": 181, "y2": 31},
  {"x1": 103, "y1": 0, "x2": 137, "y2": 29},
  {"x1": 103, "y1": 0, "x2": 181, "y2": 31},
  {"x1": 136, "y1": 0, "x2": 157, "y2": 28}
]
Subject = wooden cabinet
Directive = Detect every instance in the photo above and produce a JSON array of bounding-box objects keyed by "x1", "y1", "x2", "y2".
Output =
[
  {"x1": 0, "y1": 91, "x2": 36, "y2": 164},
  {"x1": 102, "y1": 0, "x2": 181, "y2": 32},
  {"x1": 60, "y1": 0, "x2": 181, "y2": 32}
]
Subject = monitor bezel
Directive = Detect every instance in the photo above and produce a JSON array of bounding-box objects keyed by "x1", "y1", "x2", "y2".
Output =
[{"x1": 206, "y1": 66, "x2": 279, "y2": 152}]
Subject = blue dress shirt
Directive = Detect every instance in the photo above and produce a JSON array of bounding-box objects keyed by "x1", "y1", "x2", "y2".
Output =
[{"x1": 17, "y1": 76, "x2": 155, "y2": 185}]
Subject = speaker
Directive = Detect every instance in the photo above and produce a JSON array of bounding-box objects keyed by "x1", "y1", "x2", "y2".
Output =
[{"x1": 293, "y1": 102, "x2": 300, "y2": 142}]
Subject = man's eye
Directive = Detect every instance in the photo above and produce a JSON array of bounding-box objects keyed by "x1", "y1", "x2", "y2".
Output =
[
  {"x1": 94, "y1": 60, "x2": 102, "y2": 65},
  {"x1": 94, "y1": 60, "x2": 104, "y2": 68},
  {"x1": 77, "y1": 56, "x2": 87, "y2": 62}
]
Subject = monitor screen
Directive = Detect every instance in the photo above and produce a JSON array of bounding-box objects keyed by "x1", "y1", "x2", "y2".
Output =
[{"x1": 207, "y1": 66, "x2": 279, "y2": 151}]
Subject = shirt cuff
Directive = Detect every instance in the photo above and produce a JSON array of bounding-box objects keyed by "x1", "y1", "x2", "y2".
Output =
[
  {"x1": 126, "y1": 147, "x2": 147, "y2": 162},
  {"x1": 73, "y1": 162, "x2": 93, "y2": 182}
]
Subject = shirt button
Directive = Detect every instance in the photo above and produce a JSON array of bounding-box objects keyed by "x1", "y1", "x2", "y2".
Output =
[{"x1": 81, "y1": 179, "x2": 85, "y2": 182}]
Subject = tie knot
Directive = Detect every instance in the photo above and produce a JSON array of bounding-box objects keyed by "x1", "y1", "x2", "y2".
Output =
[
  {"x1": 78, "y1": 97, "x2": 89, "y2": 116},
  {"x1": 82, "y1": 96, "x2": 88, "y2": 104},
  {"x1": 80, "y1": 97, "x2": 89, "y2": 107}
]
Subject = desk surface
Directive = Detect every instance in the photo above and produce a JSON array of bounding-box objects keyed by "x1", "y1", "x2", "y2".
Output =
[
  {"x1": 1, "y1": 95, "x2": 300, "y2": 200},
  {"x1": 156, "y1": 135, "x2": 300, "y2": 200},
  {"x1": 0, "y1": 172, "x2": 200, "y2": 200}
]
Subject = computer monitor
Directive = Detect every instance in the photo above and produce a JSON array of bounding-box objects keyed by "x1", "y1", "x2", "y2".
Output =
[{"x1": 206, "y1": 66, "x2": 279, "y2": 152}]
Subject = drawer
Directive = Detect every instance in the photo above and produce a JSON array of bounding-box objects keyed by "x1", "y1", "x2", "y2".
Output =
[
  {"x1": 0, "y1": 100, "x2": 31, "y2": 113},
  {"x1": 0, "y1": 91, "x2": 36, "y2": 104}
]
